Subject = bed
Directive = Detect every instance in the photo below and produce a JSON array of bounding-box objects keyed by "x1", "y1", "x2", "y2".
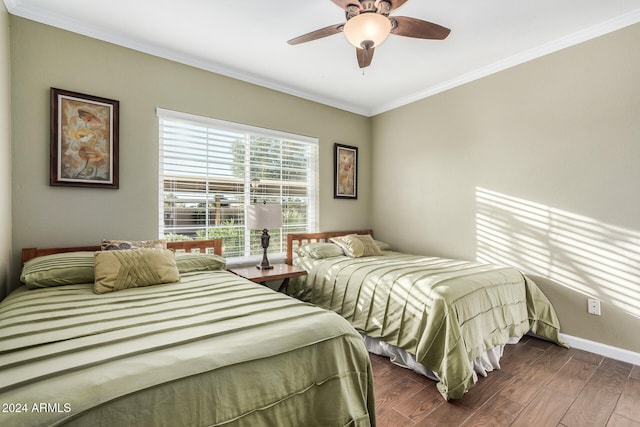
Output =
[
  {"x1": 0, "y1": 240, "x2": 375, "y2": 427},
  {"x1": 286, "y1": 230, "x2": 566, "y2": 401}
]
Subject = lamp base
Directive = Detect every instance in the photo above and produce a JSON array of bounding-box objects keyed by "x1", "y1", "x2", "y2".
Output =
[{"x1": 256, "y1": 228, "x2": 274, "y2": 269}]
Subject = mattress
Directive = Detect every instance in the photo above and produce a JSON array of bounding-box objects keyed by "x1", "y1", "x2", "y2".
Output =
[
  {"x1": 292, "y1": 251, "x2": 565, "y2": 400},
  {"x1": 0, "y1": 270, "x2": 375, "y2": 426}
]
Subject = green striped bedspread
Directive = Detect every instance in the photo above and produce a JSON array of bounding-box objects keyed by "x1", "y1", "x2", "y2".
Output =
[
  {"x1": 292, "y1": 251, "x2": 565, "y2": 400},
  {"x1": 0, "y1": 270, "x2": 375, "y2": 427}
]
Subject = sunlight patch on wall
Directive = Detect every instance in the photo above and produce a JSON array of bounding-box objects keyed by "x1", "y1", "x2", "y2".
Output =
[{"x1": 475, "y1": 187, "x2": 640, "y2": 318}]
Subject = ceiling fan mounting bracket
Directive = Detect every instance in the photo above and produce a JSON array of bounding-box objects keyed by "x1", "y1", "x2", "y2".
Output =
[
  {"x1": 360, "y1": 0, "x2": 377, "y2": 13},
  {"x1": 346, "y1": 0, "x2": 393, "y2": 21}
]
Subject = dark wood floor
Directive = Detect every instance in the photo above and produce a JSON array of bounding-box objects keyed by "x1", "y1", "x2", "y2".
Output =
[{"x1": 371, "y1": 336, "x2": 640, "y2": 427}]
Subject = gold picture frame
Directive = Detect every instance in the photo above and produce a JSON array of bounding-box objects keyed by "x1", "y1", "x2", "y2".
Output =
[
  {"x1": 334, "y1": 143, "x2": 357, "y2": 199},
  {"x1": 50, "y1": 88, "x2": 119, "y2": 189}
]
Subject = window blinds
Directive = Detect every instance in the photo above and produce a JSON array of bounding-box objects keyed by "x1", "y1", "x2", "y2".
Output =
[{"x1": 157, "y1": 108, "x2": 318, "y2": 258}]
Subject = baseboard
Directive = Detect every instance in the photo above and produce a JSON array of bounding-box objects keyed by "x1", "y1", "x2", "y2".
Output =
[{"x1": 560, "y1": 333, "x2": 640, "y2": 366}]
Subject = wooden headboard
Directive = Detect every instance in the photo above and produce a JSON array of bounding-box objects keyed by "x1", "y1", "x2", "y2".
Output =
[
  {"x1": 22, "y1": 239, "x2": 223, "y2": 265},
  {"x1": 286, "y1": 230, "x2": 373, "y2": 265}
]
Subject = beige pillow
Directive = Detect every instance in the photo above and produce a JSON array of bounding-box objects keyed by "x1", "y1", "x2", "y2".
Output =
[
  {"x1": 331, "y1": 235, "x2": 364, "y2": 257},
  {"x1": 330, "y1": 234, "x2": 382, "y2": 258},
  {"x1": 94, "y1": 248, "x2": 179, "y2": 294},
  {"x1": 356, "y1": 234, "x2": 384, "y2": 256}
]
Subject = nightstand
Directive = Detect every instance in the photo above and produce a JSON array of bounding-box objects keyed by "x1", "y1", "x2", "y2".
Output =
[{"x1": 228, "y1": 264, "x2": 307, "y2": 293}]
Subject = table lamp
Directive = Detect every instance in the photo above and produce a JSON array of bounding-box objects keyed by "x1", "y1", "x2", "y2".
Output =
[{"x1": 247, "y1": 202, "x2": 282, "y2": 269}]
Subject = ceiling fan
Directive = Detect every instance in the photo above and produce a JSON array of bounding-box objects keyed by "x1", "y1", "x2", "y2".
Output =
[{"x1": 287, "y1": 0, "x2": 451, "y2": 69}]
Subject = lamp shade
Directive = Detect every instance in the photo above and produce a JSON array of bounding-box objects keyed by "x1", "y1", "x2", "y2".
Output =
[
  {"x1": 343, "y1": 13, "x2": 392, "y2": 49},
  {"x1": 247, "y1": 204, "x2": 282, "y2": 230}
]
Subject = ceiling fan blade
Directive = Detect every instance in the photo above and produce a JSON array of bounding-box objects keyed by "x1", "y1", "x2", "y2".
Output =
[
  {"x1": 287, "y1": 24, "x2": 344, "y2": 45},
  {"x1": 390, "y1": 16, "x2": 451, "y2": 40},
  {"x1": 356, "y1": 47, "x2": 375, "y2": 68}
]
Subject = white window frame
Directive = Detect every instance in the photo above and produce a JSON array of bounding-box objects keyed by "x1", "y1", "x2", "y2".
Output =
[{"x1": 157, "y1": 108, "x2": 319, "y2": 264}]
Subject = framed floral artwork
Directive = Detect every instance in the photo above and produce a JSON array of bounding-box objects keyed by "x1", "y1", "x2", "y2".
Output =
[
  {"x1": 50, "y1": 88, "x2": 119, "y2": 188},
  {"x1": 334, "y1": 143, "x2": 357, "y2": 199}
]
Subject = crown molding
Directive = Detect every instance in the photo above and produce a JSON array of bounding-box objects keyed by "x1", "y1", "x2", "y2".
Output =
[
  {"x1": 3, "y1": 0, "x2": 21, "y2": 11},
  {"x1": 5, "y1": 0, "x2": 370, "y2": 116},
  {"x1": 6, "y1": 1, "x2": 640, "y2": 118},
  {"x1": 370, "y1": 8, "x2": 640, "y2": 116}
]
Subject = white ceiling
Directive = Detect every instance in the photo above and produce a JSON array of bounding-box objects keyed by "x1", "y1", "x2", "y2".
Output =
[{"x1": 5, "y1": 0, "x2": 640, "y2": 116}]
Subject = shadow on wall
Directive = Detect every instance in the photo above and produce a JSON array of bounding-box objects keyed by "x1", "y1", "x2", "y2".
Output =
[{"x1": 475, "y1": 187, "x2": 640, "y2": 320}]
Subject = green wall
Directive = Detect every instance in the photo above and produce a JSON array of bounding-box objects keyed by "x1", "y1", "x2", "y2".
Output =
[
  {"x1": 0, "y1": 2, "x2": 12, "y2": 298},
  {"x1": 7, "y1": 13, "x2": 640, "y2": 357},
  {"x1": 8, "y1": 16, "x2": 371, "y2": 294},
  {"x1": 371, "y1": 23, "x2": 640, "y2": 354}
]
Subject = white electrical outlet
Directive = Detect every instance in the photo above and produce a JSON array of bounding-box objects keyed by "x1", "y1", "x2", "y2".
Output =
[{"x1": 587, "y1": 298, "x2": 601, "y2": 316}]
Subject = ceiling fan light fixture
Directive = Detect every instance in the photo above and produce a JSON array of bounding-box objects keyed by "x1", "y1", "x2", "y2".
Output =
[{"x1": 343, "y1": 13, "x2": 392, "y2": 50}]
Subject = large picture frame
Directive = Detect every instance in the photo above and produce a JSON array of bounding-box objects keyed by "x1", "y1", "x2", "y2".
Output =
[
  {"x1": 334, "y1": 143, "x2": 358, "y2": 199},
  {"x1": 50, "y1": 88, "x2": 119, "y2": 189}
]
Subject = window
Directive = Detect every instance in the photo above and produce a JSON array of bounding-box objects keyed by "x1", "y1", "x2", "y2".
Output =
[{"x1": 157, "y1": 108, "x2": 318, "y2": 258}]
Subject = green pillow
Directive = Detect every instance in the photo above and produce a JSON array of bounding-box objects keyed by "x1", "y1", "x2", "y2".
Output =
[
  {"x1": 94, "y1": 248, "x2": 179, "y2": 294},
  {"x1": 21, "y1": 251, "x2": 95, "y2": 289},
  {"x1": 374, "y1": 239, "x2": 392, "y2": 251},
  {"x1": 295, "y1": 242, "x2": 345, "y2": 259},
  {"x1": 175, "y1": 253, "x2": 226, "y2": 273}
]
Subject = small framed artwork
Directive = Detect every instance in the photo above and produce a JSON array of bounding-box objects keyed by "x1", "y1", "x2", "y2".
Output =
[
  {"x1": 50, "y1": 88, "x2": 119, "y2": 188},
  {"x1": 334, "y1": 143, "x2": 358, "y2": 199}
]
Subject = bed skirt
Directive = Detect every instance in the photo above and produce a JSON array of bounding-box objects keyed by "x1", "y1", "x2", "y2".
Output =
[{"x1": 362, "y1": 333, "x2": 521, "y2": 385}]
